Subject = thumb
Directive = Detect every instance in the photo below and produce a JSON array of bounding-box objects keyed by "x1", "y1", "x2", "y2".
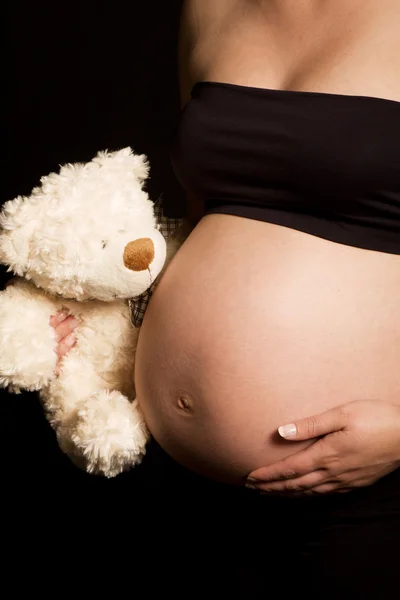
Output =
[{"x1": 278, "y1": 405, "x2": 347, "y2": 441}]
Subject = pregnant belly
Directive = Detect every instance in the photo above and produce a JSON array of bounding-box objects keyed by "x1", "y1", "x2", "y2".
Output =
[{"x1": 135, "y1": 214, "x2": 400, "y2": 485}]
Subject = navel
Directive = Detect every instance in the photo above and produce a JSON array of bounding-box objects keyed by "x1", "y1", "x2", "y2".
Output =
[{"x1": 176, "y1": 392, "x2": 195, "y2": 414}]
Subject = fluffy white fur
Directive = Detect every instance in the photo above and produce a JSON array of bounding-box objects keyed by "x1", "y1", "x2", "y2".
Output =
[{"x1": 0, "y1": 147, "x2": 178, "y2": 477}]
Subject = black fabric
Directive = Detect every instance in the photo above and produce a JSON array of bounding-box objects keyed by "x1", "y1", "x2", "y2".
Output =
[{"x1": 171, "y1": 81, "x2": 400, "y2": 254}]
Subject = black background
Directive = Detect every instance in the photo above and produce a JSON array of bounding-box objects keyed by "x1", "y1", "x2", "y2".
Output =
[
  {"x1": 2, "y1": 0, "x2": 186, "y2": 484},
  {"x1": 2, "y1": 1, "x2": 267, "y2": 591},
  {"x1": 2, "y1": 0, "x2": 186, "y2": 214}
]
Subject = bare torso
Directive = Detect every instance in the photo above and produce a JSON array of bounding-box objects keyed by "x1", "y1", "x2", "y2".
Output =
[{"x1": 135, "y1": 0, "x2": 400, "y2": 485}]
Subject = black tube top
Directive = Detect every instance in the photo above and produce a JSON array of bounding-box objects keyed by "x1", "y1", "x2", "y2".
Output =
[{"x1": 170, "y1": 81, "x2": 400, "y2": 254}]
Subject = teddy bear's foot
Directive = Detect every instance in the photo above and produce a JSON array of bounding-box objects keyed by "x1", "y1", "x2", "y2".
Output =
[{"x1": 65, "y1": 390, "x2": 150, "y2": 478}]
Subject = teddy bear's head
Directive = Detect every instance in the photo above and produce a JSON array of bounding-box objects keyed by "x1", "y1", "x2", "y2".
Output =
[{"x1": 0, "y1": 148, "x2": 167, "y2": 301}]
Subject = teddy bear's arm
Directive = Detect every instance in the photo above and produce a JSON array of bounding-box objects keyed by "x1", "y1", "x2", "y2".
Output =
[{"x1": 0, "y1": 278, "x2": 59, "y2": 392}]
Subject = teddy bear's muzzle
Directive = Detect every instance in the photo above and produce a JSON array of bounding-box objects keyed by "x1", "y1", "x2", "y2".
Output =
[{"x1": 123, "y1": 237, "x2": 155, "y2": 271}]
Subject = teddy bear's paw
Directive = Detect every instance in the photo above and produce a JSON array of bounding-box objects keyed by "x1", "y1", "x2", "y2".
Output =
[{"x1": 70, "y1": 391, "x2": 150, "y2": 478}]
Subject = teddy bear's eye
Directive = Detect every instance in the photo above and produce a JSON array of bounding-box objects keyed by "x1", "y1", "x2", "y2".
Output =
[{"x1": 101, "y1": 240, "x2": 108, "y2": 249}]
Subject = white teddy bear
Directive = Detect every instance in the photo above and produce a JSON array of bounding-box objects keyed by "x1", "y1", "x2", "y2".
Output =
[{"x1": 0, "y1": 147, "x2": 176, "y2": 477}]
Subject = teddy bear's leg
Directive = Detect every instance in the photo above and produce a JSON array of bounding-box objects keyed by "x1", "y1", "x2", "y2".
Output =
[
  {"x1": 43, "y1": 353, "x2": 150, "y2": 478},
  {"x1": 0, "y1": 278, "x2": 59, "y2": 392},
  {"x1": 67, "y1": 391, "x2": 149, "y2": 478}
]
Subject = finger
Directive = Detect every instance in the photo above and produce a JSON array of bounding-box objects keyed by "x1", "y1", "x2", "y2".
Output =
[
  {"x1": 302, "y1": 470, "x2": 380, "y2": 494},
  {"x1": 53, "y1": 315, "x2": 80, "y2": 342},
  {"x1": 251, "y1": 470, "x2": 326, "y2": 493},
  {"x1": 49, "y1": 311, "x2": 69, "y2": 328},
  {"x1": 307, "y1": 482, "x2": 345, "y2": 495},
  {"x1": 304, "y1": 474, "x2": 367, "y2": 494},
  {"x1": 278, "y1": 404, "x2": 349, "y2": 441},
  {"x1": 290, "y1": 484, "x2": 352, "y2": 497},
  {"x1": 56, "y1": 332, "x2": 76, "y2": 359},
  {"x1": 247, "y1": 440, "x2": 326, "y2": 483}
]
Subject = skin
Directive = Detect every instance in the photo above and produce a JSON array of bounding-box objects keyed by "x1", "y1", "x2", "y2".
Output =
[
  {"x1": 136, "y1": 217, "x2": 400, "y2": 486},
  {"x1": 4, "y1": 275, "x2": 78, "y2": 373},
  {"x1": 56, "y1": 0, "x2": 400, "y2": 493},
  {"x1": 247, "y1": 400, "x2": 400, "y2": 494},
  {"x1": 50, "y1": 312, "x2": 78, "y2": 376},
  {"x1": 3, "y1": 279, "x2": 78, "y2": 372}
]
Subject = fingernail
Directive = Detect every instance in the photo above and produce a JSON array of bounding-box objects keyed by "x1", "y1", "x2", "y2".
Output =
[
  {"x1": 278, "y1": 423, "x2": 297, "y2": 438},
  {"x1": 56, "y1": 311, "x2": 69, "y2": 323},
  {"x1": 245, "y1": 483, "x2": 257, "y2": 490},
  {"x1": 65, "y1": 333, "x2": 76, "y2": 347},
  {"x1": 69, "y1": 317, "x2": 80, "y2": 328}
]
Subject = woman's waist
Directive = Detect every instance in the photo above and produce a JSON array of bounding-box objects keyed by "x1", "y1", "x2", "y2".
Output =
[
  {"x1": 136, "y1": 299, "x2": 400, "y2": 484},
  {"x1": 150, "y1": 214, "x2": 400, "y2": 344},
  {"x1": 165, "y1": 212, "x2": 400, "y2": 283},
  {"x1": 139, "y1": 214, "x2": 400, "y2": 400},
  {"x1": 136, "y1": 325, "x2": 400, "y2": 484},
  {"x1": 135, "y1": 215, "x2": 400, "y2": 483},
  {"x1": 139, "y1": 307, "x2": 400, "y2": 416},
  {"x1": 203, "y1": 199, "x2": 400, "y2": 256}
]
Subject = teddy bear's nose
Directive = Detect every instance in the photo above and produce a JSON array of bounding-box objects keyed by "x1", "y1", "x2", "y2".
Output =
[{"x1": 123, "y1": 238, "x2": 155, "y2": 271}]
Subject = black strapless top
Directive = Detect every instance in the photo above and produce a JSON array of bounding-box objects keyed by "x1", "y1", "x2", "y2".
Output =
[{"x1": 170, "y1": 81, "x2": 400, "y2": 254}]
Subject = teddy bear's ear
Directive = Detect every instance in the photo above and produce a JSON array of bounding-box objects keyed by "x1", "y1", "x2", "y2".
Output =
[
  {"x1": 0, "y1": 196, "x2": 37, "y2": 275},
  {"x1": 126, "y1": 150, "x2": 150, "y2": 183},
  {"x1": 93, "y1": 147, "x2": 150, "y2": 183}
]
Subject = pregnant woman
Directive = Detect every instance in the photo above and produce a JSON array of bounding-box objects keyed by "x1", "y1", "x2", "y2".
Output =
[
  {"x1": 136, "y1": 0, "x2": 400, "y2": 485},
  {"x1": 55, "y1": 0, "x2": 400, "y2": 595}
]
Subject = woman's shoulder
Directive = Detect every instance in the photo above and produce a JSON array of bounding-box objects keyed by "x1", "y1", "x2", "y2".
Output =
[
  {"x1": 180, "y1": 0, "x2": 241, "y2": 23},
  {"x1": 178, "y1": 0, "x2": 244, "y2": 91}
]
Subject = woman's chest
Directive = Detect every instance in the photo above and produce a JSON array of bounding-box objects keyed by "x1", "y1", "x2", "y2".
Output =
[{"x1": 191, "y1": 1, "x2": 400, "y2": 101}]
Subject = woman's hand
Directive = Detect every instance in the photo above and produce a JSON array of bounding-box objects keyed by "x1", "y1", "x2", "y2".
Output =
[
  {"x1": 247, "y1": 399, "x2": 400, "y2": 495},
  {"x1": 49, "y1": 311, "x2": 79, "y2": 375}
]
